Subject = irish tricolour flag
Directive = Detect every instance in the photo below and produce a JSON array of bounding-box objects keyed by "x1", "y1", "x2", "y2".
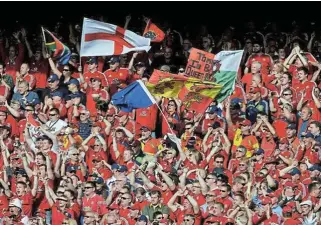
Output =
[{"x1": 213, "y1": 50, "x2": 244, "y2": 102}]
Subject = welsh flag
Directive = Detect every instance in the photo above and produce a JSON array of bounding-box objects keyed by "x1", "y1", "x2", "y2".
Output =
[
  {"x1": 43, "y1": 28, "x2": 71, "y2": 65},
  {"x1": 213, "y1": 50, "x2": 244, "y2": 102},
  {"x1": 146, "y1": 70, "x2": 222, "y2": 114}
]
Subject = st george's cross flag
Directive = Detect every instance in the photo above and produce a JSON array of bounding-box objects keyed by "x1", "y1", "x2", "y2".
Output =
[{"x1": 80, "y1": 18, "x2": 151, "y2": 56}]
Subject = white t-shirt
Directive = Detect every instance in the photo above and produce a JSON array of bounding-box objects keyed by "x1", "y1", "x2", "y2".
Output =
[{"x1": 46, "y1": 119, "x2": 67, "y2": 134}]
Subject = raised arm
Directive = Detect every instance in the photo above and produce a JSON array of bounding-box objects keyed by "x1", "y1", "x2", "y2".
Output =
[
  {"x1": 47, "y1": 55, "x2": 63, "y2": 77},
  {"x1": 45, "y1": 153, "x2": 54, "y2": 180},
  {"x1": 31, "y1": 175, "x2": 38, "y2": 197}
]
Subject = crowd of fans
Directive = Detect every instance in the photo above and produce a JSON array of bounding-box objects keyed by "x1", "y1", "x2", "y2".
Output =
[{"x1": 0, "y1": 15, "x2": 320, "y2": 225}]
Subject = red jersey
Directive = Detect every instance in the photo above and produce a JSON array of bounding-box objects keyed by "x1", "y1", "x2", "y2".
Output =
[
  {"x1": 82, "y1": 194, "x2": 107, "y2": 216},
  {"x1": 135, "y1": 105, "x2": 158, "y2": 131},
  {"x1": 246, "y1": 53, "x2": 273, "y2": 77},
  {"x1": 104, "y1": 67, "x2": 129, "y2": 95},
  {"x1": 0, "y1": 42, "x2": 25, "y2": 79},
  {"x1": 85, "y1": 87, "x2": 109, "y2": 116},
  {"x1": 83, "y1": 70, "x2": 108, "y2": 87},
  {"x1": 29, "y1": 58, "x2": 49, "y2": 88}
]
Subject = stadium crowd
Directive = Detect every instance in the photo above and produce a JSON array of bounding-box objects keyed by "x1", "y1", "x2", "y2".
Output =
[{"x1": 0, "y1": 15, "x2": 320, "y2": 225}]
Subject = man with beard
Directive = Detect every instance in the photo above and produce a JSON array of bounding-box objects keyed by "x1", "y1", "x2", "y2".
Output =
[{"x1": 244, "y1": 41, "x2": 273, "y2": 78}]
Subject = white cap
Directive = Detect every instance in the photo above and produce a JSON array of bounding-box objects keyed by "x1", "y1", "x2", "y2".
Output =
[
  {"x1": 300, "y1": 200, "x2": 312, "y2": 206},
  {"x1": 9, "y1": 198, "x2": 22, "y2": 209}
]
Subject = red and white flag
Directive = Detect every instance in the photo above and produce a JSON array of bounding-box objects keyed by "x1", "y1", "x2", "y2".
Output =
[{"x1": 80, "y1": 18, "x2": 151, "y2": 56}]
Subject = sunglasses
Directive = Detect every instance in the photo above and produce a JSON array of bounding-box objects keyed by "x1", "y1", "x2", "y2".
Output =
[
  {"x1": 239, "y1": 164, "x2": 246, "y2": 166},
  {"x1": 93, "y1": 160, "x2": 101, "y2": 163},
  {"x1": 220, "y1": 190, "x2": 227, "y2": 193},
  {"x1": 215, "y1": 161, "x2": 224, "y2": 164},
  {"x1": 80, "y1": 113, "x2": 87, "y2": 115},
  {"x1": 49, "y1": 114, "x2": 57, "y2": 116},
  {"x1": 72, "y1": 153, "x2": 79, "y2": 156},
  {"x1": 25, "y1": 109, "x2": 34, "y2": 112},
  {"x1": 121, "y1": 197, "x2": 131, "y2": 200},
  {"x1": 63, "y1": 69, "x2": 70, "y2": 72},
  {"x1": 283, "y1": 93, "x2": 292, "y2": 96},
  {"x1": 206, "y1": 177, "x2": 215, "y2": 180},
  {"x1": 94, "y1": 144, "x2": 100, "y2": 147},
  {"x1": 84, "y1": 186, "x2": 93, "y2": 189}
]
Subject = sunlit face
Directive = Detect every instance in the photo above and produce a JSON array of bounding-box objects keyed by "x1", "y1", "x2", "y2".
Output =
[
  {"x1": 20, "y1": 63, "x2": 29, "y2": 76},
  {"x1": 251, "y1": 63, "x2": 261, "y2": 73}
]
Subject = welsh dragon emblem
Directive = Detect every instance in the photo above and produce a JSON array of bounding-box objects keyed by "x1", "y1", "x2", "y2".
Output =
[
  {"x1": 183, "y1": 92, "x2": 204, "y2": 108},
  {"x1": 154, "y1": 77, "x2": 174, "y2": 94}
]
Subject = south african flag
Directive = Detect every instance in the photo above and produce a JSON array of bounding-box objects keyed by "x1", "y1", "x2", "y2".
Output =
[{"x1": 43, "y1": 28, "x2": 71, "y2": 65}]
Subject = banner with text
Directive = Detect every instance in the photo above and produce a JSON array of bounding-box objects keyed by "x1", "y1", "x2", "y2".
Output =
[{"x1": 185, "y1": 48, "x2": 215, "y2": 81}]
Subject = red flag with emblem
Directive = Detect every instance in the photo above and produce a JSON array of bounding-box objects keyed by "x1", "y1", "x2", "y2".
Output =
[
  {"x1": 27, "y1": 114, "x2": 41, "y2": 128},
  {"x1": 143, "y1": 20, "x2": 165, "y2": 43},
  {"x1": 80, "y1": 18, "x2": 151, "y2": 56}
]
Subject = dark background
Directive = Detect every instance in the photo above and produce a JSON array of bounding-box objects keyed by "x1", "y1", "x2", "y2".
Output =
[{"x1": 2, "y1": 1, "x2": 321, "y2": 35}]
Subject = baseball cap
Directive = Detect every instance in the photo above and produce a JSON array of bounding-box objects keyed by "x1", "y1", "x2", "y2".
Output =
[
  {"x1": 67, "y1": 79, "x2": 80, "y2": 86},
  {"x1": 184, "y1": 111, "x2": 194, "y2": 120},
  {"x1": 140, "y1": 126, "x2": 151, "y2": 132},
  {"x1": 283, "y1": 181, "x2": 298, "y2": 188},
  {"x1": 134, "y1": 62, "x2": 146, "y2": 68},
  {"x1": 304, "y1": 132, "x2": 314, "y2": 139},
  {"x1": 213, "y1": 168, "x2": 224, "y2": 176},
  {"x1": 0, "y1": 123, "x2": 11, "y2": 131},
  {"x1": 279, "y1": 138, "x2": 289, "y2": 145},
  {"x1": 47, "y1": 74, "x2": 59, "y2": 83},
  {"x1": 208, "y1": 105, "x2": 220, "y2": 114},
  {"x1": 50, "y1": 91, "x2": 63, "y2": 98},
  {"x1": 300, "y1": 200, "x2": 312, "y2": 206},
  {"x1": 117, "y1": 111, "x2": 129, "y2": 117},
  {"x1": 118, "y1": 165, "x2": 128, "y2": 173},
  {"x1": 108, "y1": 57, "x2": 120, "y2": 64},
  {"x1": 254, "y1": 148, "x2": 265, "y2": 155},
  {"x1": 66, "y1": 165, "x2": 77, "y2": 173},
  {"x1": 111, "y1": 163, "x2": 120, "y2": 170},
  {"x1": 95, "y1": 177, "x2": 104, "y2": 185},
  {"x1": 137, "y1": 215, "x2": 148, "y2": 222},
  {"x1": 283, "y1": 206, "x2": 292, "y2": 213},
  {"x1": 239, "y1": 119, "x2": 251, "y2": 126},
  {"x1": 249, "y1": 87, "x2": 261, "y2": 94},
  {"x1": 308, "y1": 164, "x2": 321, "y2": 172},
  {"x1": 286, "y1": 123, "x2": 296, "y2": 130},
  {"x1": 86, "y1": 57, "x2": 98, "y2": 64},
  {"x1": 14, "y1": 168, "x2": 27, "y2": 175},
  {"x1": 0, "y1": 106, "x2": 8, "y2": 113},
  {"x1": 70, "y1": 92, "x2": 82, "y2": 99},
  {"x1": 9, "y1": 199, "x2": 22, "y2": 209},
  {"x1": 106, "y1": 108, "x2": 116, "y2": 116},
  {"x1": 160, "y1": 65, "x2": 170, "y2": 72},
  {"x1": 288, "y1": 167, "x2": 301, "y2": 176}
]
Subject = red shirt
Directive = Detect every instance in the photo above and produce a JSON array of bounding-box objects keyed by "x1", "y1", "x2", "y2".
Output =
[
  {"x1": 82, "y1": 194, "x2": 107, "y2": 216},
  {"x1": 85, "y1": 87, "x2": 109, "y2": 116},
  {"x1": 0, "y1": 42, "x2": 25, "y2": 79},
  {"x1": 29, "y1": 58, "x2": 49, "y2": 88},
  {"x1": 83, "y1": 70, "x2": 108, "y2": 87},
  {"x1": 34, "y1": 178, "x2": 54, "y2": 211},
  {"x1": 135, "y1": 105, "x2": 158, "y2": 131},
  {"x1": 15, "y1": 192, "x2": 34, "y2": 217},
  {"x1": 246, "y1": 53, "x2": 273, "y2": 77},
  {"x1": 51, "y1": 205, "x2": 75, "y2": 225},
  {"x1": 104, "y1": 67, "x2": 129, "y2": 95},
  {"x1": 21, "y1": 73, "x2": 36, "y2": 90},
  {"x1": 173, "y1": 208, "x2": 201, "y2": 225},
  {"x1": 0, "y1": 195, "x2": 8, "y2": 217}
]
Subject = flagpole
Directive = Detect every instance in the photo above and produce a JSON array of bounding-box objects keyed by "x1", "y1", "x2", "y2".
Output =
[
  {"x1": 155, "y1": 100, "x2": 175, "y2": 136},
  {"x1": 41, "y1": 27, "x2": 49, "y2": 55}
]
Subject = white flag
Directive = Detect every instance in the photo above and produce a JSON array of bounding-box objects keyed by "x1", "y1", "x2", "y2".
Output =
[{"x1": 80, "y1": 18, "x2": 151, "y2": 57}]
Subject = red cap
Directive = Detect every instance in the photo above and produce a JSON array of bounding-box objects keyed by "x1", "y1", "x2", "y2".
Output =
[
  {"x1": 240, "y1": 119, "x2": 251, "y2": 126},
  {"x1": 283, "y1": 181, "x2": 298, "y2": 188},
  {"x1": 279, "y1": 138, "x2": 289, "y2": 145},
  {"x1": 117, "y1": 111, "x2": 129, "y2": 117},
  {"x1": 90, "y1": 74, "x2": 102, "y2": 81},
  {"x1": 283, "y1": 206, "x2": 292, "y2": 213},
  {"x1": 0, "y1": 106, "x2": 8, "y2": 113},
  {"x1": 249, "y1": 87, "x2": 261, "y2": 94},
  {"x1": 184, "y1": 112, "x2": 194, "y2": 120},
  {"x1": 280, "y1": 151, "x2": 291, "y2": 159},
  {"x1": 93, "y1": 155, "x2": 103, "y2": 161},
  {"x1": 107, "y1": 108, "x2": 116, "y2": 116},
  {"x1": 260, "y1": 197, "x2": 272, "y2": 205}
]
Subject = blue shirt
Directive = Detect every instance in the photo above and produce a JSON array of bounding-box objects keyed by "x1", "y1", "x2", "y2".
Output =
[
  {"x1": 298, "y1": 120, "x2": 309, "y2": 139},
  {"x1": 78, "y1": 121, "x2": 92, "y2": 140},
  {"x1": 12, "y1": 91, "x2": 40, "y2": 109}
]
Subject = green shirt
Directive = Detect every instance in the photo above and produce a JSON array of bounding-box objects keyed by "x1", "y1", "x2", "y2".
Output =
[{"x1": 142, "y1": 204, "x2": 170, "y2": 221}]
